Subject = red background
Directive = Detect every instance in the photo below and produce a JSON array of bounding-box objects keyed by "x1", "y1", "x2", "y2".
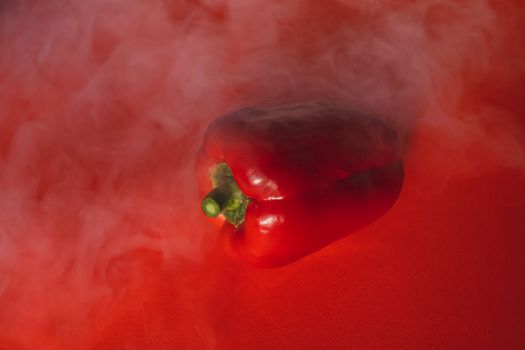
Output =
[{"x1": 0, "y1": 0, "x2": 524, "y2": 349}]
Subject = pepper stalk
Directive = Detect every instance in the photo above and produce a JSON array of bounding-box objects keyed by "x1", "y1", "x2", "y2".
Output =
[{"x1": 201, "y1": 163, "x2": 249, "y2": 226}]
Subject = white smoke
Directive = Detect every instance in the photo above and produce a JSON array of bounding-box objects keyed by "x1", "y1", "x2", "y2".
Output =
[{"x1": 0, "y1": 0, "x2": 523, "y2": 348}]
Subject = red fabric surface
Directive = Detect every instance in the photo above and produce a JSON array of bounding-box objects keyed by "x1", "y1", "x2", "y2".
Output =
[{"x1": 89, "y1": 138, "x2": 525, "y2": 350}]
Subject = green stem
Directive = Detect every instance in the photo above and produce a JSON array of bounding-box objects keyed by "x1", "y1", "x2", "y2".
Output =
[
  {"x1": 201, "y1": 163, "x2": 249, "y2": 226},
  {"x1": 202, "y1": 184, "x2": 232, "y2": 218}
]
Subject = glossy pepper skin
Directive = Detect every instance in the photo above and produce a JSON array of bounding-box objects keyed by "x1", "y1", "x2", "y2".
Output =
[{"x1": 196, "y1": 101, "x2": 404, "y2": 268}]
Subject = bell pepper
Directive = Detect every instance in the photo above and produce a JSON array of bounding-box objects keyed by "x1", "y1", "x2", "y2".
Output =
[{"x1": 196, "y1": 101, "x2": 404, "y2": 268}]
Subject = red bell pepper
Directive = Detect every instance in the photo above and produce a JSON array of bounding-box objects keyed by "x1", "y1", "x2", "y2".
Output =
[{"x1": 196, "y1": 101, "x2": 404, "y2": 268}]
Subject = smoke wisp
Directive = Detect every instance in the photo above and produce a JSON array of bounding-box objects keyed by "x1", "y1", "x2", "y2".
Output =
[{"x1": 0, "y1": 0, "x2": 524, "y2": 348}]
